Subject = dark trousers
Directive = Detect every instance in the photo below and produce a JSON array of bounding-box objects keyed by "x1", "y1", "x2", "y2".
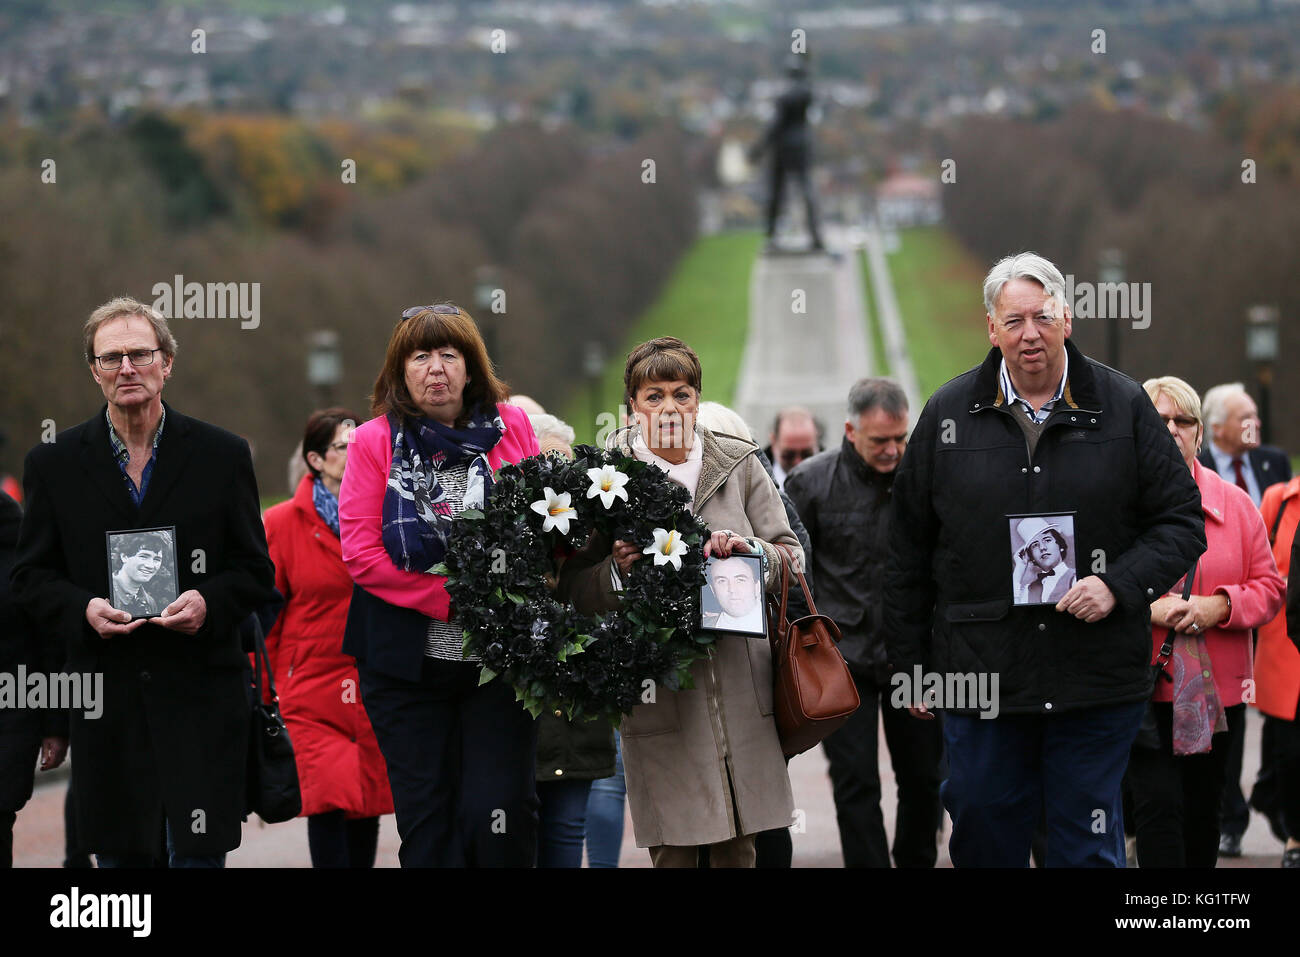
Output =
[
  {"x1": 822, "y1": 672, "x2": 944, "y2": 868},
  {"x1": 358, "y1": 657, "x2": 538, "y2": 868},
  {"x1": 1274, "y1": 712, "x2": 1300, "y2": 839},
  {"x1": 1129, "y1": 702, "x2": 1244, "y2": 867},
  {"x1": 1219, "y1": 703, "x2": 1250, "y2": 839},
  {"x1": 537, "y1": 779, "x2": 593, "y2": 869},
  {"x1": 306, "y1": 811, "x2": 380, "y2": 868},
  {"x1": 943, "y1": 701, "x2": 1145, "y2": 867}
]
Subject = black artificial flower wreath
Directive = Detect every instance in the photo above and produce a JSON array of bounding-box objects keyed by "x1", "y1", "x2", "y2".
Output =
[{"x1": 431, "y1": 444, "x2": 713, "y2": 726}]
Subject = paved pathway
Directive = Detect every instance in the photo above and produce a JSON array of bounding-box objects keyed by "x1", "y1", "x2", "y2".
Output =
[{"x1": 861, "y1": 221, "x2": 922, "y2": 412}]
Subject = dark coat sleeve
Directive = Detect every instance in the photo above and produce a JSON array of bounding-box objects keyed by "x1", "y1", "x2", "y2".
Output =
[
  {"x1": 1094, "y1": 390, "x2": 1207, "y2": 611},
  {"x1": 882, "y1": 399, "x2": 941, "y2": 674},
  {"x1": 12, "y1": 446, "x2": 101, "y2": 651},
  {"x1": 556, "y1": 529, "x2": 623, "y2": 616},
  {"x1": 757, "y1": 450, "x2": 813, "y2": 617},
  {"x1": 192, "y1": 436, "x2": 276, "y2": 642},
  {"x1": 1289, "y1": 530, "x2": 1300, "y2": 653}
]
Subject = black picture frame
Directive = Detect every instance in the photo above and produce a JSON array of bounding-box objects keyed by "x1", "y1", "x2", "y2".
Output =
[
  {"x1": 106, "y1": 525, "x2": 180, "y2": 621},
  {"x1": 1007, "y1": 511, "x2": 1078, "y2": 607},
  {"x1": 700, "y1": 552, "x2": 767, "y2": 636}
]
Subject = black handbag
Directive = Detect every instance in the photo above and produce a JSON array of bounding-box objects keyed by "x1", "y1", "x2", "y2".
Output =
[
  {"x1": 1133, "y1": 560, "x2": 1197, "y2": 751},
  {"x1": 245, "y1": 614, "x2": 303, "y2": 824}
]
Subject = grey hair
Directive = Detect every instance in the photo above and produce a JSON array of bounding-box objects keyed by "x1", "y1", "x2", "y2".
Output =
[
  {"x1": 848, "y1": 377, "x2": 908, "y2": 420},
  {"x1": 528, "y1": 413, "x2": 575, "y2": 448},
  {"x1": 697, "y1": 401, "x2": 755, "y2": 442},
  {"x1": 1200, "y1": 382, "x2": 1249, "y2": 428},
  {"x1": 982, "y1": 252, "x2": 1069, "y2": 318}
]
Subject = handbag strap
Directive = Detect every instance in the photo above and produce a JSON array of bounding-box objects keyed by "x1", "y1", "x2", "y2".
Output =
[
  {"x1": 1154, "y1": 559, "x2": 1198, "y2": 676},
  {"x1": 1269, "y1": 495, "x2": 1289, "y2": 546},
  {"x1": 249, "y1": 615, "x2": 280, "y2": 706}
]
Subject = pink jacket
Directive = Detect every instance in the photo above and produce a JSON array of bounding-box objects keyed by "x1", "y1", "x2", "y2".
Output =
[
  {"x1": 1150, "y1": 458, "x2": 1286, "y2": 707},
  {"x1": 338, "y1": 403, "x2": 540, "y2": 621}
]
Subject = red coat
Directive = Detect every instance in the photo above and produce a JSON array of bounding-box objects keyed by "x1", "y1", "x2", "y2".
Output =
[
  {"x1": 263, "y1": 475, "x2": 394, "y2": 819},
  {"x1": 1256, "y1": 477, "x2": 1300, "y2": 720}
]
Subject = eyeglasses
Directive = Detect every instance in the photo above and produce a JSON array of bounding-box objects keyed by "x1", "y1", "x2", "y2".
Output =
[
  {"x1": 778, "y1": 448, "x2": 816, "y2": 467},
  {"x1": 400, "y1": 304, "x2": 461, "y2": 322},
  {"x1": 95, "y1": 348, "x2": 161, "y2": 370},
  {"x1": 327, "y1": 442, "x2": 349, "y2": 453},
  {"x1": 1158, "y1": 414, "x2": 1199, "y2": 429}
]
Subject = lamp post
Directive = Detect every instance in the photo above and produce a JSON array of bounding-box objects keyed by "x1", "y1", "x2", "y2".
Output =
[
  {"x1": 475, "y1": 265, "x2": 500, "y2": 372},
  {"x1": 1099, "y1": 248, "x2": 1124, "y2": 371},
  {"x1": 1245, "y1": 304, "x2": 1280, "y2": 444},
  {"x1": 306, "y1": 330, "x2": 341, "y2": 407},
  {"x1": 583, "y1": 340, "x2": 605, "y2": 445}
]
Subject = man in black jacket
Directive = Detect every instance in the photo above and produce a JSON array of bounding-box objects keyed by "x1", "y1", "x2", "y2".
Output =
[
  {"x1": 785, "y1": 377, "x2": 943, "y2": 867},
  {"x1": 883, "y1": 252, "x2": 1205, "y2": 867},
  {"x1": 11, "y1": 297, "x2": 274, "y2": 867}
]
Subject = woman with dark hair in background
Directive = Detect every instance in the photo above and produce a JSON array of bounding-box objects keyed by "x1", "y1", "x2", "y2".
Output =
[
  {"x1": 262, "y1": 408, "x2": 393, "y2": 868},
  {"x1": 340, "y1": 303, "x2": 540, "y2": 867}
]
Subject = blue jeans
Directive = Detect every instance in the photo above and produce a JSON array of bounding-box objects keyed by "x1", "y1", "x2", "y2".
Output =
[
  {"x1": 942, "y1": 701, "x2": 1145, "y2": 868},
  {"x1": 584, "y1": 730, "x2": 626, "y2": 868},
  {"x1": 96, "y1": 820, "x2": 226, "y2": 868},
  {"x1": 537, "y1": 779, "x2": 594, "y2": 868}
]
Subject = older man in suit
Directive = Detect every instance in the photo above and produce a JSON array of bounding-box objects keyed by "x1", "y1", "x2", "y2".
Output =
[
  {"x1": 1198, "y1": 383, "x2": 1291, "y2": 507},
  {"x1": 11, "y1": 296, "x2": 274, "y2": 868}
]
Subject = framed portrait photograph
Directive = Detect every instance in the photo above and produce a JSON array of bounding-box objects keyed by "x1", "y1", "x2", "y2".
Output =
[
  {"x1": 700, "y1": 552, "x2": 767, "y2": 637},
  {"x1": 106, "y1": 526, "x2": 179, "y2": 621},
  {"x1": 1008, "y1": 512, "x2": 1077, "y2": 607}
]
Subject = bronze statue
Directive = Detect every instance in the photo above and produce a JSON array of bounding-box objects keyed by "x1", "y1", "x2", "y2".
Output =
[{"x1": 750, "y1": 55, "x2": 824, "y2": 253}]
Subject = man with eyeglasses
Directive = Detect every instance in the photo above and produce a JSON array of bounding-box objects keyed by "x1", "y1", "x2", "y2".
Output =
[
  {"x1": 883, "y1": 252, "x2": 1205, "y2": 867},
  {"x1": 12, "y1": 296, "x2": 274, "y2": 868},
  {"x1": 764, "y1": 407, "x2": 821, "y2": 491},
  {"x1": 784, "y1": 377, "x2": 944, "y2": 867}
]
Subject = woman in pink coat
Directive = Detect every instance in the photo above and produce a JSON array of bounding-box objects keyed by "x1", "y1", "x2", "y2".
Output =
[
  {"x1": 262, "y1": 408, "x2": 394, "y2": 867},
  {"x1": 339, "y1": 303, "x2": 541, "y2": 868},
  {"x1": 1128, "y1": 377, "x2": 1285, "y2": 867}
]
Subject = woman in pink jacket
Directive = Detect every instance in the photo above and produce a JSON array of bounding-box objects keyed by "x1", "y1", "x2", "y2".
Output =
[
  {"x1": 338, "y1": 303, "x2": 540, "y2": 868},
  {"x1": 1128, "y1": 376, "x2": 1286, "y2": 867}
]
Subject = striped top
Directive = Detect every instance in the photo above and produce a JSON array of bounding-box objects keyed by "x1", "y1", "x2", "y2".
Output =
[{"x1": 424, "y1": 463, "x2": 478, "y2": 661}]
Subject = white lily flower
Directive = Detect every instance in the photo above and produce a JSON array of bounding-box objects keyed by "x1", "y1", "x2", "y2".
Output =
[
  {"x1": 585, "y1": 465, "x2": 630, "y2": 510},
  {"x1": 530, "y1": 487, "x2": 577, "y2": 535},
  {"x1": 643, "y1": 527, "x2": 687, "y2": 571}
]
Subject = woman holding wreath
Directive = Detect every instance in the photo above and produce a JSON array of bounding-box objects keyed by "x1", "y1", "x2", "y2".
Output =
[
  {"x1": 558, "y1": 336, "x2": 802, "y2": 867},
  {"x1": 339, "y1": 303, "x2": 541, "y2": 867}
]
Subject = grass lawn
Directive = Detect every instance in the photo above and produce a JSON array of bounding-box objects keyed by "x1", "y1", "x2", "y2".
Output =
[
  {"x1": 887, "y1": 225, "x2": 991, "y2": 399},
  {"x1": 560, "y1": 231, "x2": 762, "y2": 445}
]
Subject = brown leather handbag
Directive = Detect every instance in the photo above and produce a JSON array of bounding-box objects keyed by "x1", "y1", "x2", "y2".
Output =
[{"x1": 766, "y1": 543, "x2": 860, "y2": 757}]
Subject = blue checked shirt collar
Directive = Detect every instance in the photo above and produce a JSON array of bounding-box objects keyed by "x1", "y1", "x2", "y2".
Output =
[
  {"x1": 998, "y1": 351, "x2": 1068, "y2": 425},
  {"x1": 106, "y1": 405, "x2": 165, "y2": 506}
]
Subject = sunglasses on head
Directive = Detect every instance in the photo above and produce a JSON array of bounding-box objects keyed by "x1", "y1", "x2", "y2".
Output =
[{"x1": 400, "y1": 304, "x2": 460, "y2": 322}]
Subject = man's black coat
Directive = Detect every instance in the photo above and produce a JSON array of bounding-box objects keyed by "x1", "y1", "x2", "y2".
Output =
[
  {"x1": 884, "y1": 340, "x2": 1206, "y2": 715},
  {"x1": 10, "y1": 403, "x2": 274, "y2": 858}
]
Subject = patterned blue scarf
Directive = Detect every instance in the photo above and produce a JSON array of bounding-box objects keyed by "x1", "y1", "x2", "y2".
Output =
[
  {"x1": 381, "y1": 407, "x2": 504, "y2": 572},
  {"x1": 312, "y1": 476, "x2": 340, "y2": 536}
]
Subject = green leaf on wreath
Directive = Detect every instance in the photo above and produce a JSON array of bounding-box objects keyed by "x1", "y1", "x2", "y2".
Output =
[
  {"x1": 505, "y1": 591, "x2": 526, "y2": 604},
  {"x1": 460, "y1": 509, "x2": 485, "y2": 522},
  {"x1": 430, "y1": 562, "x2": 450, "y2": 576},
  {"x1": 478, "y1": 667, "x2": 498, "y2": 686}
]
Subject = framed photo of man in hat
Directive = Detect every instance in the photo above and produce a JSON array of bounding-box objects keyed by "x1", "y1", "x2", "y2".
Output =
[
  {"x1": 106, "y1": 526, "x2": 179, "y2": 620},
  {"x1": 1008, "y1": 512, "x2": 1076, "y2": 606}
]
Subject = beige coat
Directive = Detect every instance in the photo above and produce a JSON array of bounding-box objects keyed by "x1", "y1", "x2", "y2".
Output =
[{"x1": 558, "y1": 424, "x2": 801, "y2": 848}]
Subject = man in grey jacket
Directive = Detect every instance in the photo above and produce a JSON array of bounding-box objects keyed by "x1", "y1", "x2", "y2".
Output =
[{"x1": 784, "y1": 378, "x2": 943, "y2": 867}]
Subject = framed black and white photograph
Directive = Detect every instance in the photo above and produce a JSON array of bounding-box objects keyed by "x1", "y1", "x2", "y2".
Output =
[
  {"x1": 106, "y1": 526, "x2": 179, "y2": 621},
  {"x1": 1008, "y1": 512, "x2": 1077, "y2": 606},
  {"x1": 700, "y1": 552, "x2": 767, "y2": 636}
]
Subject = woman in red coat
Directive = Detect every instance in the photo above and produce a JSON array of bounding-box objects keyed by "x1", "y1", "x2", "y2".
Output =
[
  {"x1": 1256, "y1": 476, "x2": 1300, "y2": 865},
  {"x1": 263, "y1": 408, "x2": 394, "y2": 867}
]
